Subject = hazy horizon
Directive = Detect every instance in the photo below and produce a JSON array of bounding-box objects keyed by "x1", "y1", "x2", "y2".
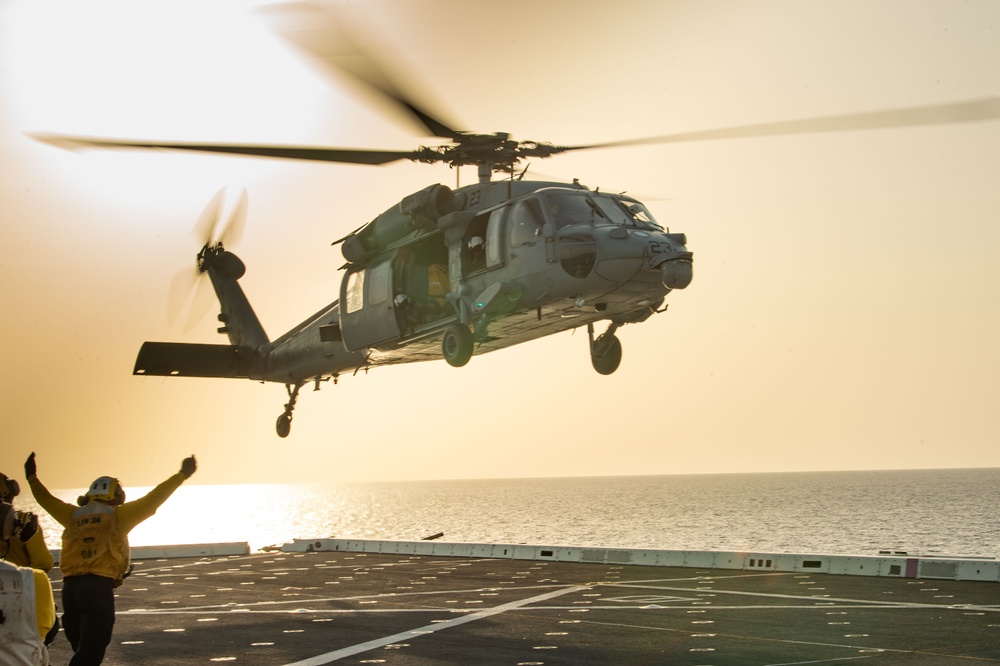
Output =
[{"x1": 21, "y1": 464, "x2": 1000, "y2": 492}]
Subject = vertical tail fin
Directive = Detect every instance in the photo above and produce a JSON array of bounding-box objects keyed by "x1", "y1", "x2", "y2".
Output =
[{"x1": 202, "y1": 247, "x2": 270, "y2": 354}]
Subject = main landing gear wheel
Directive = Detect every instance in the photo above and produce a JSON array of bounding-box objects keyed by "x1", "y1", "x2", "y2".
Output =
[
  {"x1": 276, "y1": 383, "x2": 302, "y2": 438},
  {"x1": 592, "y1": 334, "x2": 622, "y2": 375},
  {"x1": 442, "y1": 323, "x2": 473, "y2": 367},
  {"x1": 276, "y1": 413, "x2": 292, "y2": 438},
  {"x1": 589, "y1": 322, "x2": 622, "y2": 375}
]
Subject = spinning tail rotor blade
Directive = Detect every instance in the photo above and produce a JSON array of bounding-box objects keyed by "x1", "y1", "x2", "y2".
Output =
[
  {"x1": 169, "y1": 187, "x2": 248, "y2": 332},
  {"x1": 167, "y1": 265, "x2": 215, "y2": 334},
  {"x1": 193, "y1": 187, "x2": 226, "y2": 246},
  {"x1": 192, "y1": 186, "x2": 249, "y2": 246},
  {"x1": 182, "y1": 280, "x2": 217, "y2": 334},
  {"x1": 167, "y1": 265, "x2": 197, "y2": 327},
  {"x1": 218, "y1": 186, "x2": 248, "y2": 248}
]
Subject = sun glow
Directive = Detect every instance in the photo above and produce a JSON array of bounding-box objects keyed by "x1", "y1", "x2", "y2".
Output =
[{"x1": 3, "y1": 0, "x2": 336, "y2": 211}]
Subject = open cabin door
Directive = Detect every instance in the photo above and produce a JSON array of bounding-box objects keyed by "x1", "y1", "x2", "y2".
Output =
[
  {"x1": 339, "y1": 258, "x2": 401, "y2": 351},
  {"x1": 339, "y1": 235, "x2": 452, "y2": 351}
]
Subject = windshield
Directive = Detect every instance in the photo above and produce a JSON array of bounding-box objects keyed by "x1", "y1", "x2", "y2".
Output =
[
  {"x1": 593, "y1": 194, "x2": 663, "y2": 230},
  {"x1": 544, "y1": 192, "x2": 601, "y2": 229}
]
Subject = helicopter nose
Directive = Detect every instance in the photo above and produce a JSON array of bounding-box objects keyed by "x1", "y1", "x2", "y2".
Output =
[{"x1": 661, "y1": 255, "x2": 693, "y2": 289}]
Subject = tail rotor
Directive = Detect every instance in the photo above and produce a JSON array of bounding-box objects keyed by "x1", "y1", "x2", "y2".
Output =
[
  {"x1": 193, "y1": 185, "x2": 248, "y2": 251},
  {"x1": 168, "y1": 186, "x2": 249, "y2": 332}
]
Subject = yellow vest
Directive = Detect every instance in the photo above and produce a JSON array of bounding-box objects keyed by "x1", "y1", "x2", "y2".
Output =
[{"x1": 61, "y1": 502, "x2": 129, "y2": 585}]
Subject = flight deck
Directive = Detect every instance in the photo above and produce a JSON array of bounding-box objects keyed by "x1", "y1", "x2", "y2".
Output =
[{"x1": 41, "y1": 540, "x2": 1000, "y2": 665}]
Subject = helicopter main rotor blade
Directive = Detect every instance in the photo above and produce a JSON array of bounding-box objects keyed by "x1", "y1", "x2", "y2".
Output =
[
  {"x1": 261, "y1": 1, "x2": 464, "y2": 141},
  {"x1": 34, "y1": 135, "x2": 420, "y2": 166},
  {"x1": 565, "y1": 97, "x2": 1000, "y2": 152}
]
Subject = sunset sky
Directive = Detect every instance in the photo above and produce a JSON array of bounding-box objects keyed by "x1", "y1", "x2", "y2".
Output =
[{"x1": 1, "y1": 0, "x2": 998, "y2": 489}]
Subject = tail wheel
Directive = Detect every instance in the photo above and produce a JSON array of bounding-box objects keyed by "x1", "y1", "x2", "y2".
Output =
[
  {"x1": 591, "y1": 333, "x2": 622, "y2": 375},
  {"x1": 442, "y1": 323, "x2": 473, "y2": 367}
]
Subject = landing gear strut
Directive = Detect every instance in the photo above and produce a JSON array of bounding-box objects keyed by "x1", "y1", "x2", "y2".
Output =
[
  {"x1": 589, "y1": 322, "x2": 622, "y2": 375},
  {"x1": 276, "y1": 383, "x2": 302, "y2": 438}
]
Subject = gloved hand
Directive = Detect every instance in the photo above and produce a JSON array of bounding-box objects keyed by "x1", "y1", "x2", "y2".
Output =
[
  {"x1": 180, "y1": 455, "x2": 197, "y2": 478},
  {"x1": 24, "y1": 452, "x2": 36, "y2": 478},
  {"x1": 18, "y1": 511, "x2": 38, "y2": 543}
]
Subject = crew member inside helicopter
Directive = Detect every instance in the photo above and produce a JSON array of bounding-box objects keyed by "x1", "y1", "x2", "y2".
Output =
[
  {"x1": 546, "y1": 192, "x2": 591, "y2": 229},
  {"x1": 393, "y1": 245, "x2": 452, "y2": 331},
  {"x1": 394, "y1": 291, "x2": 419, "y2": 332},
  {"x1": 466, "y1": 236, "x2": 486, "y2": 273},
  {"x1": 426, "y1": 260, "x2": 449, "y2": 319}
]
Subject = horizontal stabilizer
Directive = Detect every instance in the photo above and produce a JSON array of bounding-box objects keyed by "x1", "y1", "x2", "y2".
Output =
[{"x1": 134, "y1": 342, "x2": 252, "y2": 378}]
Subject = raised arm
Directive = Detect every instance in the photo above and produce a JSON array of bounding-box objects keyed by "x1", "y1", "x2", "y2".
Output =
[
  {"x1": 24, "y1": 453, "x2": 75, "y2": 528},
  {"x1": 117, "y1": 455, "x2": 197, "y2": 533}
]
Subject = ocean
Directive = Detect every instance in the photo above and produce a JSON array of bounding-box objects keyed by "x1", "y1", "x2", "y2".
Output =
[{"x1": 17, "y1": 468, "x2": 1000, "y2": 558}]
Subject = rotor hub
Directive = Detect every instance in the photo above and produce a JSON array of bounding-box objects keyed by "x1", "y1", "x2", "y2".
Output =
[{"x1": 412, "y1": 133, "x2": 567, "y2": 173}]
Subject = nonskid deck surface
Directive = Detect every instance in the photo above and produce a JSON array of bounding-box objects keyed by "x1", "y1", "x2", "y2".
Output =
[{"x1": 44, "y1": 551, "x2": 1000, "y2": 665}]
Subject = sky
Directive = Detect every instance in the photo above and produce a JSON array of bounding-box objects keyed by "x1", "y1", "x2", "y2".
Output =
[{"x1": 1, "y1": 0, "x2": 998, "y2": 489}]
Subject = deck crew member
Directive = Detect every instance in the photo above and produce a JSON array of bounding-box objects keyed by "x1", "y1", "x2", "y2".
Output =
[
  {"x1": 2, "y1": 470, "x2": 59, "y2": 648},
  {"x1": 1, "y1": 471, "x2": 54, "y2": 573},
  {"x1": 1, "y1": 500, "x2": 56, "y2": 666},
  {"x1": 24, "y1": 452, "x2": 197, "y2": 666}
]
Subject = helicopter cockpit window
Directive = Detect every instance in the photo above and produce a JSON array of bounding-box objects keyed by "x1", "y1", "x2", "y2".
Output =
[
  {"x1": 545, "y1": 193, "x2": 595, "y2": 229},
  {"x1": 345, "y1": 270, "x2": 364, "y2": 314},
  {"x1": 510, "y1": 198, "x2": 544, "y2": 247},
  {"x1": 593, "y1": 194, "x2": 663, "y2": 230},
  {"x1": 622, "y1": 199, "x2": 660, "y2": 227}
]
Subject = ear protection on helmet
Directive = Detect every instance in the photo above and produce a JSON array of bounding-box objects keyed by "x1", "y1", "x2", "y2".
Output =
[{"x1": 0, "y1": 473, "x2": 19, "y2": 502}]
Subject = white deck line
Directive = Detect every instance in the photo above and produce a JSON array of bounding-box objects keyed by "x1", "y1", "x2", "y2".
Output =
[{"x1": 281, "y1": 585, "x2": 588, "y2": 666}]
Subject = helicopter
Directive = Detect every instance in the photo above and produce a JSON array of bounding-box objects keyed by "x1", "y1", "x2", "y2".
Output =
[
  {"x1": 96, "y1": 140, "x2": 694, "y2": 439},
  {"x1": 35, "y1": 7, "x2": 1000, "y2": 438}
]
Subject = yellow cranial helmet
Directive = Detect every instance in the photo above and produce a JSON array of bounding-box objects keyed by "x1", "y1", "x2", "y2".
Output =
[{"x1": 86, "y1": 476, "x2": 125, "y2": 505}]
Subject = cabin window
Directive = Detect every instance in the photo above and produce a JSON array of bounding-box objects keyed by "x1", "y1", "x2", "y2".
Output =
[
  {"x1": 485, "y1": 207, "x2": 505, "y2": 267},
  {"x1": 510, "y1": 198, "x2": 544, "y2": 247},
  {"x1": 368, "y1": 260, "x2": 390, "y2": 306},
  {"x1": 345, "y1": 270, "x2": 364, "y2": 314}
]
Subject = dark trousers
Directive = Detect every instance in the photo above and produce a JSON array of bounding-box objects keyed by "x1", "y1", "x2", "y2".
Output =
[{"x1": 62, "y1": 574, "x2": 117, "y2": 666}]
